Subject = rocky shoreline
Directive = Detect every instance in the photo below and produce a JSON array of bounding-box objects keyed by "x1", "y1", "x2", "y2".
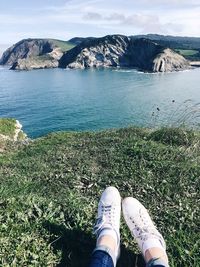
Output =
[
  {"x1": 60, "y1": 36, "x2": 189, "y2": 72},
  {"x1": 0, "y1": 119, "x2": 27, "y2": 143},
  {"x1": 0, "y1": 35, "x2": 191, "y2": 73},
  {"x1": 190, "y1": 61, "x2": 200, "y2": 67}
]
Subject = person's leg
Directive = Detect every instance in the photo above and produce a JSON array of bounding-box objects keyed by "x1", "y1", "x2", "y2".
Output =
[
  {"x1": 122, "y1": 197, "x2": 169, "y2": 267},
  {"x1": 89, "y1": 186, "x2": 121, "y2": 267},
  {"x1": 88, "y1": 250, "x2": 114, "y2": 267}
]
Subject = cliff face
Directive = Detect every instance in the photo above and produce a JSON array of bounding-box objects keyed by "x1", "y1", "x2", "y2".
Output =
[
  {"x1": 10, "y1": 47, "x2": 63, "y2": 70},
  {"x1": 60, "y1": 35, "x2": 189, "y2": 72},
  {"x1": 153, "y1": 48, "x2": 189, "y2": 72},
  {"x1": 59, "y1": 35, "x2": 130, "y2": 69},
  {"x1": 10, "y1": 57, "x2": 59, "y2": 71},
  {"x1": 0, "y1": 39, "x2": 56, "y2": 65},
  {"x1": 0, "y1": 39, "x2": 72, "y2": 70},
  {"x1": 0, "y1": 35, "x2": 189, "y2": 72}
]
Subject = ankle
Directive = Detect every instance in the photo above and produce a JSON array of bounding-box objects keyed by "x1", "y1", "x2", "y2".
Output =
[
  {"x1": 147, "y1": 257, "x2": 169, "y2": 267},
  {"x1": 97, "y1": 234, "x2": 117, "y2": 252},
  {"x1": 145, "y1": 248, "x2": 168, "y2": 265}
]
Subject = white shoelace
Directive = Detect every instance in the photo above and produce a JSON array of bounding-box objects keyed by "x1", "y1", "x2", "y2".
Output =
[{"x1": 132, "y1": 225, "x2": 161, "y2": 241}]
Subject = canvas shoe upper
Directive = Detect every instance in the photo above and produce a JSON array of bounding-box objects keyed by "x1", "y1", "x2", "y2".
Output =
[
  {"x1": 122, "y1": 197, "x2": 166, "y2": 256},
  {"x1": 93, "y1": 186, "x2": 121, "y2": 259}
]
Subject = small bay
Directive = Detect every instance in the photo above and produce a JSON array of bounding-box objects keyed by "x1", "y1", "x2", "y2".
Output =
[{"x1": 0, "y1": 67, "x2": 200, "y2": 138}]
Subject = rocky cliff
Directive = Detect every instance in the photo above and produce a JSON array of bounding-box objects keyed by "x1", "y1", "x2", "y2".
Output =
[
  {"x1": 60, "y1": 35, "x2": 189, "y2": 72},
  {"x1": 0, "y1": 39, "x2": 74, "y2": 70},
  {"x1": 1, "y1": 35, "x2": 190, "y2": 72}
]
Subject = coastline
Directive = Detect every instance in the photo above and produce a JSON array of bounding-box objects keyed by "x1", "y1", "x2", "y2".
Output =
[{"x1": 190, "y1": 61, "x2": 200, "y2": 67}]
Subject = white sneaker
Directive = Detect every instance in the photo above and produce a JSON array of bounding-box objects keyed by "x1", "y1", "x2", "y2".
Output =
[
  {"x1": 93, "y1": 186, "x2": 121, "y2": 259},
  {"x1": 122, "y1": 197, "x2": 166, "y2": 257}
]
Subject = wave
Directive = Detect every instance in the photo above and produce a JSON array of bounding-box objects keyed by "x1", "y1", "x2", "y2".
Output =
[
  {"x1": 112, "y1": 69, "x2": 137, "y2": 73},
  {"x1": 0, "y1": 66, "x2": 10, "y2": 70}
]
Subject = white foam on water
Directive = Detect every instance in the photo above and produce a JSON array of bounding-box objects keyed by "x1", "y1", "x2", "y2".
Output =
[{"x1": 112, "y1": 69, "x2": 137, "y2": 73}]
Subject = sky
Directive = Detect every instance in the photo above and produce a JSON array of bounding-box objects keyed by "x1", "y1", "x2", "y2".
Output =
[{"x1": 0, "y1": 0, "x2": 200, "y2": 47}]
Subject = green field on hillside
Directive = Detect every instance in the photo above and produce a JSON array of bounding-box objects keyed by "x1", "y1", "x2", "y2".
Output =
[
  {"x1": 51, "y1": 39, "x2": 75, "y2": 52},
  {"x1": 0, "y1": 126, "x2": 199, "y2": 267},
  {"x1": 175, "y1": 49, "x2": 199, "y2": 56}
]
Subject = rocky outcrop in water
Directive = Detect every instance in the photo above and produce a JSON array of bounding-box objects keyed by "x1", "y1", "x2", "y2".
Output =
[
  {"x1": 152, "y1": 48, "x2": 189, "y2": 72},
  {"x1": 13, "y1": 49, "x2": 64, "y2": 70},
  {"x1": 0, "y1": 39, "x2": 68, "y2": 70},
  {"x1": 60, "y1": 35, "x2": 189, "y2": 72}
]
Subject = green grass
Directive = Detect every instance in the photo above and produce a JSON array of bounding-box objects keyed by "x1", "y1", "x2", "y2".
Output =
[
  {"x1": 0, "y1": 127, "x2": 199, "y2": 266},
  {"x1": 0, "y1": 118, "x2": 16, "y2": 138},
  {"x1": 175, "y1": 48, "x2": 200, "y2": 61},
  {"x1": 175, "y1": 49, "x2": 199, "y2": 56},
  {"x1": 51, "y1": 39, "x2": 75, "y2": 52},
  {"x1": 29, "y1": 54, "x2": 54, "y2": 64},
  {"x1": 31, "y1": 40, "x2": 75, "y2": 62}
]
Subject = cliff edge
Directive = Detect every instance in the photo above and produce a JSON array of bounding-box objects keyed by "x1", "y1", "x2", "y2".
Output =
[
  {"x1": 0, "y1": 118, "x2": 27, "y2": 142},
  {"x1": 59, "y1": 35, "x2": 189, "y2": 72},
  {"x1": 0, "y1": 35, "x2": 189, "y2": 72}
]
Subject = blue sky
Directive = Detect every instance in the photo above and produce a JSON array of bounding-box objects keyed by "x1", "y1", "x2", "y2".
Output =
[{"x1": 0, "y1": 0, "x2": 200, "y2": 46}]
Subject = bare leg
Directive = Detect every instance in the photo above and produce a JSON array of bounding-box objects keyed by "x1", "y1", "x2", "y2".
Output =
[
  {"x1": 145, "y1": 247, "x2": 169, "y2": 264},
  {"x1": 97, "y1": 235, "x2": 117, "y2": 252}
]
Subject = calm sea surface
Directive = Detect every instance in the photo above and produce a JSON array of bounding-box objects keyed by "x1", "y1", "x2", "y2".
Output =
[{"x1": 0, "y1": 67, "x2": 200, "y2": 138}]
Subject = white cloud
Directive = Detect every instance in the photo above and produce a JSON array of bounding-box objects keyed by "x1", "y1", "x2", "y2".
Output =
[
  {"x1": 0, "y1": 0, "x2": 199, "y2": 44},
  {"x1": 153, "y1": 0, "x2": 198, "y2": 5},
  {"x1": 83, "y1": 12, "x2": 103, "y2": 20},
  {"x1": 82, "y1": 11, "x2": 185, "y2": 35}
]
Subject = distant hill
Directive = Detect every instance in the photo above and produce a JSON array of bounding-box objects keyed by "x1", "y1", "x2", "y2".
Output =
[
  {"x1": 1, "y1": 34, "x2": 198, "y2": 71},
  {"x1": 132, "y1": 34, "x2": 200, "y2": 49},
  {"x1": 68, "y1": 34, "x2": 200, "y2": 61},
  {"x1": 132, "y1": 34, "x2": 200, "y2": 60},
  {"x1": 68, "y1": 37, "x2": 96, "y2": 45},
  {"x1": 0, "y1": 39, "x2": 75, "y2": 70}
]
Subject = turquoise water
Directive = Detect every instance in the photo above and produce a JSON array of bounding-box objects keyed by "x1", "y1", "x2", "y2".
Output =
[{"x1": 0, "y1": 67, "x2": 200, "y2": 138}]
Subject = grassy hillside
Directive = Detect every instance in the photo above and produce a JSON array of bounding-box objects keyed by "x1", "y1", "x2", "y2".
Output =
[
  {"x1": 0, "y1": 126, "x2": 199, "y2": 267},
  {"x1": 0, "y1": 118, "x2": 26, "y2": 151},
  {"x1": 133, "y1": 34, "x2": 200, "y2": 50},
  {"x1": 175, "y1": 49, "x2": 199, "y2": 57},
  {"x1": 174, "y1": 49, "x2": 200, "y2": 61},
  {"x1": 33, "y1": 40, "x2": 75, "y2": 61},
  {"x1": 132, "y1": 34, "x2": 200, "y2": 61},
  {"x1": 0, "y1": 118, "x2": 16, "y2": 138},
  {"x1": 50, "y1": 39, "x2": 75, "y2": 52}
]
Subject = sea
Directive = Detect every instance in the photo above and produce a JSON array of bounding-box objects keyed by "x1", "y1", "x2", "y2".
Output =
[{"x1": 0, "y1": 66, "x2": 200, "y2": 138}]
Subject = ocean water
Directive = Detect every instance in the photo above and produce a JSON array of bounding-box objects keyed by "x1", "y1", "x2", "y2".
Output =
[{"x1": 0, "y1": 67, "x2": 200, "y2": 138}]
